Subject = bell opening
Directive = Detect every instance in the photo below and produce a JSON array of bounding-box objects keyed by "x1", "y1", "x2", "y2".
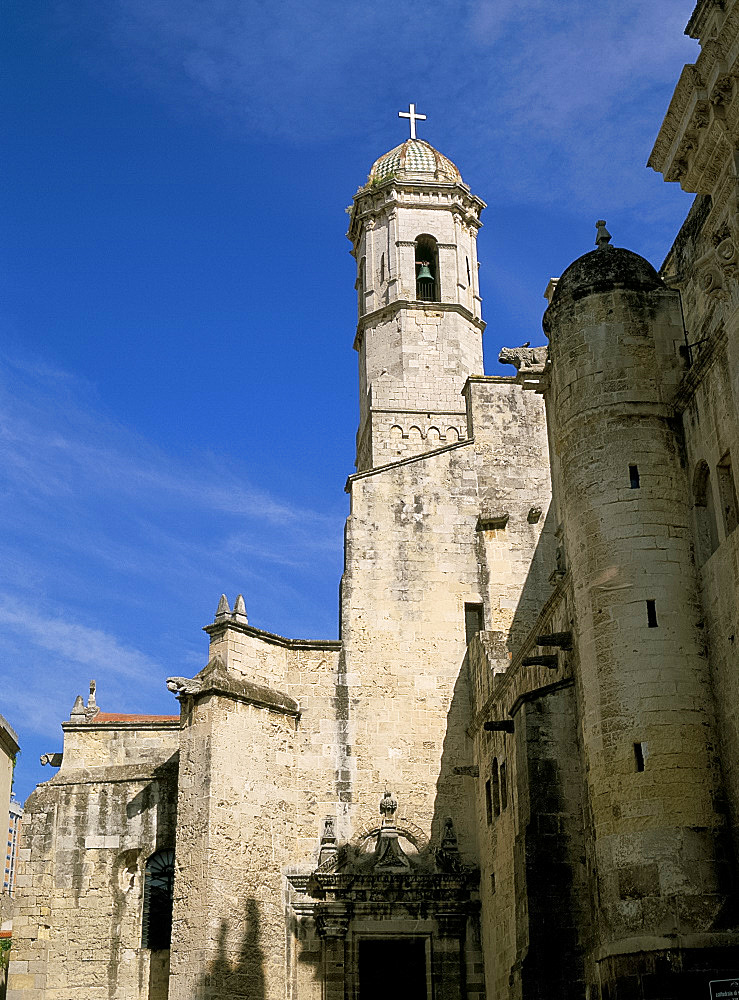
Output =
[{"x1": 415, "y1": 236, "x2": 439, "y2": 302}]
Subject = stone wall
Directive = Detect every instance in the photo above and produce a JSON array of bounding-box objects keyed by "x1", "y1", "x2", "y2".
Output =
[
  {"x1": 6, "y1": 717, "x2": 179, "y2": 1000},
  {"x1": 168, "y1": 631, "x2": 341, "y2": 1000},
  {"x1": 342, "y1": 376, "x2": 551, "y2": 859}
]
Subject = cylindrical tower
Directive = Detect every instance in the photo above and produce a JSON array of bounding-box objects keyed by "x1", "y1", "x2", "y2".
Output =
[{"x1": 543, "y1": 233, "x2": 736, "y2": 989}]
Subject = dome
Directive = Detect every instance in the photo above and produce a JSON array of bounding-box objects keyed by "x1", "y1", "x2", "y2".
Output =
[
  {"x1": 550, "y1": 247, "x2": 663, "y2": 306},
  {"x1": 367, "y1": 139, "x2": 462, "y2": 186}
]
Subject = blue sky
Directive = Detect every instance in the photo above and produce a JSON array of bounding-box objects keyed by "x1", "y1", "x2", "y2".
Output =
[{"x1": 3, "y1": 1, "x2": 698, "y2": 801}]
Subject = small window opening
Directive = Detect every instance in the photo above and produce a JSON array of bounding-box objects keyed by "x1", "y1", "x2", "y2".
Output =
[
  {"x1": 465, "y1": 603, "x2": 484, "y2": 645},
  {"x1": 629, "y1": 465, "x2": 640, "y2": 489},
  {"x1": 415, "y1": 235, "x2": 439, "y2": 301},
  {"x1": 466, "y1": 256, "x2": 471, "y2": 286},
  {"x1": 142, "y1": 849, "x2": 175, "y2": 950},
  {"x1": 500, "y1": 761, "x2": 508, "y2": 810},
  {"x1": 492, "y1": 758, "x2": 501, "y2": 817},
  {"x1": 646, "y1": 600, "x2": 658, "y2": 628},
  {"x1": 717, "y1": 452, "x2": 738, "y2": 534},
  {"x1": 634, "y1": 742, "x2": 646, "y2": 772},
  {"x1": 380, "y1": 253, "x2": 385, "y2": 284},
  {"x1": 357, "y1": 257, "x2": 366, "y2": 316},
  {"x1": 490, "y1": 872, "x2": 496, "y2": 894},
  {"x1": 485, "y1": 779, "x2": 492, "y2": 825}
]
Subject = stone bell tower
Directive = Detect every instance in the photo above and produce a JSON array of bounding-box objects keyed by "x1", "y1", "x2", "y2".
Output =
[{"x1": 347, "y1": 120, "x2": 486, "y2": 471}]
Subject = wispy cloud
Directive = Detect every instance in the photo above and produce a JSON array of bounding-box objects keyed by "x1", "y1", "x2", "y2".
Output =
[
  {"x1": 0, "y1": 347, "x2": 344, "y2": 794},
  {"x1": 54, "y1": 0, "x2": 698, "y2": 214}
]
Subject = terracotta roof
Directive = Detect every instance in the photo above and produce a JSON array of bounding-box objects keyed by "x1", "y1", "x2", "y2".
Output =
[
  {"x1": 0, "y1": 930, "x2": 12, "y2": 939},
  {"x1": 92, "y1": 713, "x2": 179, "y2": 723}
]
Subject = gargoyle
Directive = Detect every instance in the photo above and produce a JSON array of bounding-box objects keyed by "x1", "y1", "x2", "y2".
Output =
[
  {"x1": 498, "y1": 343, "x2": 548, "y2": 375},
  {"x1": 166, "y1": 676, "x2": 203, "y2": 696}
]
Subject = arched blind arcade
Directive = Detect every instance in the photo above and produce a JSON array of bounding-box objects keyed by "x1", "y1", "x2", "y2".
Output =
[{"x1": 142, "y1": 849, "x2": 175, "y2": 950}]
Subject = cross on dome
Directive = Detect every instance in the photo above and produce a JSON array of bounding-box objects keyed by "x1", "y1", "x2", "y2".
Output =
[{"x1": 398, "y1": 103, "x2": 427, "y2": 140}]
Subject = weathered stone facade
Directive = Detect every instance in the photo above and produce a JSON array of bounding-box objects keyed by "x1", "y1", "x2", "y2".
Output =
[{"x1": 8, "y1": 5, "x2": 739, "y2": 996}]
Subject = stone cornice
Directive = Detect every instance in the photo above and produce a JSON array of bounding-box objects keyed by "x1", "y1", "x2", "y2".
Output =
[
  {"x1": 354, "y1": 300, "x2": 485, "y2": 351},
  {"x1": 346, "y1": 438, "x2": 473, "y2": 491},
  {"x1": 203, "y1": 618, "x2": 341, "y2": 651},
  {"x1": 649, "y1": 4, "x2": 739, "y2": 193},
  {"x1": 0, "y1": 714, "x2": 19, "y2": 756},
  {"x1": 168, "y1": 654, "x2": 301, "y2": 717},
  {"x1": 347, "y1": 179, "x2": 485, "y2": 247},
  {"x1": 62, "y1": 719, "x2": 180, "y2": 732},
  {"x1": 48, "y1": 758, "x2": 178, "y2": 786}
]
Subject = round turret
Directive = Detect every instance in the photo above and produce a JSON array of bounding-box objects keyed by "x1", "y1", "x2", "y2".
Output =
[
  {"x1": 542, "y1": 222, "x2": 729, "y2": 959},
  {"x1": 367, "y1": 139, "x2": 462, "y2": 186},
  {"x1": 550, "y1": 246, "x2": 663, "y2": 305}
]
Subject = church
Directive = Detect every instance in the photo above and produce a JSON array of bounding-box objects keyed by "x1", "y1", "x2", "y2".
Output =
[{"x1": 7, "y1": 2, "x2": 739, "y2": 997}]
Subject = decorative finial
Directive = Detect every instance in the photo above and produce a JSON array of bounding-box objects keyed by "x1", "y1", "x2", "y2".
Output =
[
  {"x1": 398, "y1": 103, "x2": 427, "y2": 140},
  {"x1": 440, "y1": 817, "x2": 459, "y2": 853},
  {"x1": 318, "y1": 816, "x2": 338, "y2": 866},
  {"x1": 595, "y1": 220, "x2": 612, "y2": 250},
  {"x1": 87, "y1": 679, "x2": 97, "y2": 709},
  {"x1": 215, "y1": 594, "x2": 231, "y2": 621},
  {"x1": 70, "y1": 695, "x2": 86, "y2": 720},
  {"x1": 232, "y1": 594, "x2": 248, "y2": 623},
  {"x1": 379, "y1": 789, "x2": 398, "y2": 825}
]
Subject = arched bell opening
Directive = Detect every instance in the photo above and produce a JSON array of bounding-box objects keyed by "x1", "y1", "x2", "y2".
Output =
[{"x1": 415, "y1": 235, "x2": 439, "y2": 302}]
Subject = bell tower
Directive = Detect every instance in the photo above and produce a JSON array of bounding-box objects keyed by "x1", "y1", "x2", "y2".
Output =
[{"x1": 347, "y1": 115, "x2": 486, "y2": 471}]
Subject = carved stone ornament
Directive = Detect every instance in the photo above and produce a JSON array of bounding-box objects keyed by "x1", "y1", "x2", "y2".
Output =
[
  {"x1": 716, "y1": 236, "x2": 738, "y2": 273},
  {"x1": 498, "y1": 343, "x2": 548, "y2": 376},
  {"x1": 379, "y1": 789, "x2": 398, "y2": 824},
  {"x1": 692, "y1": 100, "x2": 711, "y2": 130},
  {"x1": 710, "y1": 74, "x2": 734, "y2": 108}
]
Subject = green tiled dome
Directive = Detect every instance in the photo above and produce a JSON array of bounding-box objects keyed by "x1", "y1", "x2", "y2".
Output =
[{"x1": 368, "y1": 139, "x2": 462, "y2": 185}]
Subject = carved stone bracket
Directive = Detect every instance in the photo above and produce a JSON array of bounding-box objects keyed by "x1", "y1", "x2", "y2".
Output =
[{"x1": 315, "y1": 903, "x2": 350, "y2": 939}]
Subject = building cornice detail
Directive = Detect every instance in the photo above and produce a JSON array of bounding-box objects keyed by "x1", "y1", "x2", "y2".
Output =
[
  {"x1": 347, "y1": 180, "x2": 484, "y2": 247},
  {"x1": 354, "y1": 300, "x2": 485, "y2": 351},
  {"x1": 649, "y1": 6, "x2": 739, "y2": 194},
  {"x1": 203, "y1": 619, "x2": 341, "y2": 650}
]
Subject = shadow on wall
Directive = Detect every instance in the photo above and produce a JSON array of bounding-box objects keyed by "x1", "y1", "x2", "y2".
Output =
[
  {"x1": 505, "y1": 504, "x2": 558, "y2": 657},
  {"x1": 430, "y1": 649, "x2": 476, "y2": 855},
  {"x1": 194, "y1": 898, "x2": 266, "y2": 1000}
]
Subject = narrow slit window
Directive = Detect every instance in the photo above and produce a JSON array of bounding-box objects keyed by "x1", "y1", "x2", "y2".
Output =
[
  {"x1": 357, "y1": 257, "x2": 366, "y2": 316},
  {"x1": 634, "y1": 742, "x2": 646, "y2": 772},
  {"x1": 499, "y1": 761, "x2": 508, "y2": 810},
  {"x1": 492, "y1": 758, "x2": 501, "y2": 817},
  {"x1": 646, "y1": 600, "x2": 658, "y2": 628},
  {"x1": 465, "y1": 603, "x2": 484, "y2": 645},
  {"x1": 466, "y1": 256, "x2": 471, "y2": 285},
  {"x1": 485, "y1": 779, "x2": 492, "y2": 825},
  {"x1": 629, "y1": 465, "x2": 640, "y2": 489}
]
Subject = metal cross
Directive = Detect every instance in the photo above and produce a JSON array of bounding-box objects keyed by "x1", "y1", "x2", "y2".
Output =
[{"x1": 398, "y1": 103, "x2": 426, "y2": 140}]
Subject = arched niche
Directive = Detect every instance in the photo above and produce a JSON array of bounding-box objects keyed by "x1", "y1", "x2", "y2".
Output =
[{"x1": 693, "y1": 460, "x2": 719, "y2": 565}]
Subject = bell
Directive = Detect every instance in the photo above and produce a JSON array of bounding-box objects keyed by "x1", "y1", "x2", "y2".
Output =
[{"x1": 417, "y1": 263, "x2": 433, "y2": 282}]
